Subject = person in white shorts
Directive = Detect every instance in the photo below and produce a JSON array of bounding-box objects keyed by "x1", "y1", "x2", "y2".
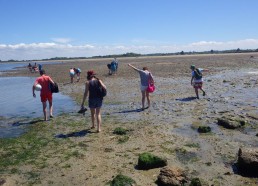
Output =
[{"x1": 128, "y1": 64, "x2": 154, "y2": 110}]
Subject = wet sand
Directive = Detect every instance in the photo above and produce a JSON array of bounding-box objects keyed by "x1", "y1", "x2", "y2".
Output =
[{"x1": 1, "y1": 53, "x2": 258, "y2": 185}]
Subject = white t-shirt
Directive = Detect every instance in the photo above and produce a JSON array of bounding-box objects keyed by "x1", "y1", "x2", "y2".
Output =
[{"x1": 192, "y1": 68, "x2": 203, "y2": 83}]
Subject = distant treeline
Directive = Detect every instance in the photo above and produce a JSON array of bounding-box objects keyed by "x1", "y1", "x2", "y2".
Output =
[{"x1": 1, "y1": 48, "x2": 258, "y2": 62}]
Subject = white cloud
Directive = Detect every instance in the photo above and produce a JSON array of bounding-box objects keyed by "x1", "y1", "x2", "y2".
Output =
[
  {"x1": 0, "y1": 39, "x2": 258, "y2": 60},
  {"x1": 51, "y1": 38, "x2": 72, "y2": 44}
]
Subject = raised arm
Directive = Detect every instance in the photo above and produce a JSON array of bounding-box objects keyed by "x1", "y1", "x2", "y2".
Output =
[
  {"x1": 202, "y1": 69, "x2": 209, "y2": 72},
  {"x1": 128, "y1": 64, "x2": 140, "y2": 72}
]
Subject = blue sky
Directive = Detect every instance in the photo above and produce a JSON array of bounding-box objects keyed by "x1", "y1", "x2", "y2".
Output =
[{"x1": 0, "y1": 0, "x2": 258, "y2": 60}]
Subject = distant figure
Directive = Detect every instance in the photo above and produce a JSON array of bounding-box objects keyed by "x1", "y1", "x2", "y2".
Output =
[
  {"x1": 190, "y1": 65, "x2": 209, "y2": 99},
  {"x1": 114, "y1": 58, "x2": 118, "y2": 74},
  {"x1": 32, "y1": 69, "x2": 55, "y2": 121},
  {"x1": 38, "y1": 64, "x2": 42, "y2": 71},
  {"x1": 28, "y1": 63, "x2": 32, "y2": 72},
  {"x1": 128, "y1": 64, "x2": 154, "y2": 110},
  {"x1": 110, "y1": 59, "x2": 117, "y2": 75},
  {"x1": 73, "y1": 68, "x2": 81, "y2": 82},
  {"x1": 32, "y1": 63, "x2": 38, "y2": 72},
  {"x1": 69, "y1": 68, "x2": 75, "y2": 83},
  {"x1": 107, "y1": 63, "x2": 112, "y2": 75},
  {"x1": 80, "y1": 70, "x2": 106, "y2": 132}
]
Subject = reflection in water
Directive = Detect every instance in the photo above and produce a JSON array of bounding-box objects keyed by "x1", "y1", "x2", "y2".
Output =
[
  {"x1": 0, "y1": 77, "x2": 77, "y2": 138},
  {"x1": 0, "y1": 77, "x2": 76, "y2": 118}
]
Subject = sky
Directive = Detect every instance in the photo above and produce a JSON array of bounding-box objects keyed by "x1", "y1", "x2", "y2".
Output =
[{"x1": 0, "y1": 0, "x2": 258, "y2": 60}]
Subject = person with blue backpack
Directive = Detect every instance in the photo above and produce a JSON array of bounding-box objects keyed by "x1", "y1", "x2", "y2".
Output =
[
  {"x1": 190, "y1": 65, "x2": 209, "y2": 99},
  {"x1": 110, "y1": 59, "x2": 117, "y2": 75}
]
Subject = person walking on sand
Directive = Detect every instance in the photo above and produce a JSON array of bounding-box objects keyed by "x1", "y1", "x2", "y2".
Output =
[
  {"x1": 32, "y1": 69, "x2": 55, "y2": 121},
  {"x1": 190, "y1": 65, "x2": 209, "y2": 99},
  {"x1": 80, "y1": 70, "x2": 106, "y2": 132},
  {"x1": 110, "y1": 59, "x2": 117, "y2": 75},
  {"x1": 69, "y1": 68, "x2": 75, "y2": 83},
  {"x1": 128, "y1": 64, "x2": 154, "y2": 110}
]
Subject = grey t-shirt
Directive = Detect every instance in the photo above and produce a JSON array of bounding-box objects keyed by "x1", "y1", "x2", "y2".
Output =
[{"x1": 139, "y1": 70, "x2": 150, "y2": 86}]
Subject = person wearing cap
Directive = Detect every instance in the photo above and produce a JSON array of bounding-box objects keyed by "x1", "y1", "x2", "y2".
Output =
[
  {"x1": 128, "y1": 63, "x2": 154, "y2": 110},
  {"x1": 190, "y1": 65, "x2": 209, "y2": 99},
  {"x1": 81, "y1": 70, "x2": 106, "y2": 132},
  {"x1": 32, "y1": 69, "x2": 55, "y2": 121}
]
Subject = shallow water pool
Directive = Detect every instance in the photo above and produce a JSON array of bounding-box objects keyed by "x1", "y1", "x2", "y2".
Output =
[{"x1": 0, "y1": 77, "x2": 77, "y2": 138}]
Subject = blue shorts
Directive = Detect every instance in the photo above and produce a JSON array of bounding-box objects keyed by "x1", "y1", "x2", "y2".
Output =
[{"x1": 89, "y1": 98, "x2": 103, "y2": 108}]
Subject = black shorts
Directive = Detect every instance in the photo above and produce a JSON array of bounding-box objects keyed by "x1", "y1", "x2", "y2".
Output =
[{"x1": 89, "y1": 98, "x2": 103, "y2": 108}]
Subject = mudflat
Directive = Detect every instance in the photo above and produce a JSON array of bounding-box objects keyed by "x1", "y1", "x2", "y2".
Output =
[{"x1": 1, "y1": 53, "x2": 258, "y2": 185}]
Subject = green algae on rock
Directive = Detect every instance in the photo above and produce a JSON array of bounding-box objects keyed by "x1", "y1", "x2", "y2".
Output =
[
  {"x1": 138, "y1": 152, "x2": 167, "y2": 170},
  {"x1": 110, "y1": 174, "x2": 136, "y2": 186}
]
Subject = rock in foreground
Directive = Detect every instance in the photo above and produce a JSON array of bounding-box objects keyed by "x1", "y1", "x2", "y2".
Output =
[
  {"x1": 217, "y1": 118, "x2": 245, "y2": 129},
  {"x1": 237, "y1": 148, "x2": 258, "y2": 177},
  {"x1": 157, "y1": 166, "x2": 188, "y2": 186},
  {"x1": 138, "y1": 152, "x2": 167, "y2": 170}
]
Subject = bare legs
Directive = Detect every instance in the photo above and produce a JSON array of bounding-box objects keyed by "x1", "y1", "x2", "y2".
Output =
[
  {"x1": 141, "y1": 90, "x2": 150, "y2": 110},
  {"x1": 42, "y1": 101, "x2": 53, "y2": 121},
  {"x1": 194, "y1": 87, "x2": 205, "y2": 99},
  {"x1": 90, "y1": 108, "x2": 101, "y2": 132},
  {"x1": 76, "y1": 73, "x2": 80, "y2": 82},
  {"x1": 49, "y1": 100, "x2": 53, "y2": 117},
  {"x1": 42, "y1": 102, "x2": 47, "y2": 121}
]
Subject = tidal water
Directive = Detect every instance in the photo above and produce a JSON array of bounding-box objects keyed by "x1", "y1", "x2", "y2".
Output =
[
  {"x1": 0, "y1": 62, "x2": 77, "y2": 138},
  {"x1": 0, "y1": 77, "x2": 76, "y2": 118}
]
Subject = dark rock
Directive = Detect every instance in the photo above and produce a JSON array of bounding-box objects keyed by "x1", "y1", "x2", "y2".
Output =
[
  {"x1": 197, "y1": 126, "x2": 211, "y2": 133},
  {"x1": 237, "y1": 148, "x2": 258, "y2": 177},
  {"x1": 138, "y1": 152, "x2": 167, "y2": 170},
  {"x1": 190, "y1": 178, "x2": 202, "y2": 186},
  {"x1": 0, "y1": 179, "x2": 6, "y2": 186},
  {"x1": 157, "y1": 166, "x2": 188, "y2": 186},
  {"x1": 217, "y1": 118, "x2": 245, "y2": 129}
]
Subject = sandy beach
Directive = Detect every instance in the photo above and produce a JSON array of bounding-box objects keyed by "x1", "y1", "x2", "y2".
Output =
[{"x1": 1, "y1": 53, "x2": 258, "y2": 185}]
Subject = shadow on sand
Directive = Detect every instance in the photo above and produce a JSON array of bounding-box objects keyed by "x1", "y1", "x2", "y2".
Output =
[
  {"x1": 12, "y1": 119, "x2": 44, "y2": 126},
  {"x1": 55, "y1": 129, "x2": 94, "y2": 138},
  {"x1": 117, "y1": 107, "x2": 149, "y2": 113},
  {"x1": 176, "y1": 96, "x2": 197, "y2": 102}
]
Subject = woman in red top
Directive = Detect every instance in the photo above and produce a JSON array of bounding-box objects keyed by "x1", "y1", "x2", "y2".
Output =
[{"x1": 32, "y1": 69, "x2": 55, "y2": 121}]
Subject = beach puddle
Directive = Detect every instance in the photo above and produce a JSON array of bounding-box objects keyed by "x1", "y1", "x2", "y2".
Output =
[
  {"x1": 0, "y1": 77, "x2": 77, "y2": 138},
  {"x1": 176, "y1": 149, "x2": 198, "y2": 164}
]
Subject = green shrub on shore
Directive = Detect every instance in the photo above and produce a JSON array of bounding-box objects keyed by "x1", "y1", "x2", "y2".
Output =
[
  {"x1": 113, "y1": 127, "x2": 127, "y2": 135},
  {"x1": 110, "y1": 174, "x2": 136, "y2": 186},
  {"x1": 138, "y1": 152, "x2": 167, "y2": 170}
]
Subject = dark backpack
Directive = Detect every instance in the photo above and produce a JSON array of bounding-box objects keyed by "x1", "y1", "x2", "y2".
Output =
[
  {"x1": 194, "y1": 69, "x2": 202, "y2": 80},
  {"x1": 49, "y1": 82, "x2": 59, "y2": 93},
  {"x1": 96, "y1": 81, "x2": 107, "y2": 98}
]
